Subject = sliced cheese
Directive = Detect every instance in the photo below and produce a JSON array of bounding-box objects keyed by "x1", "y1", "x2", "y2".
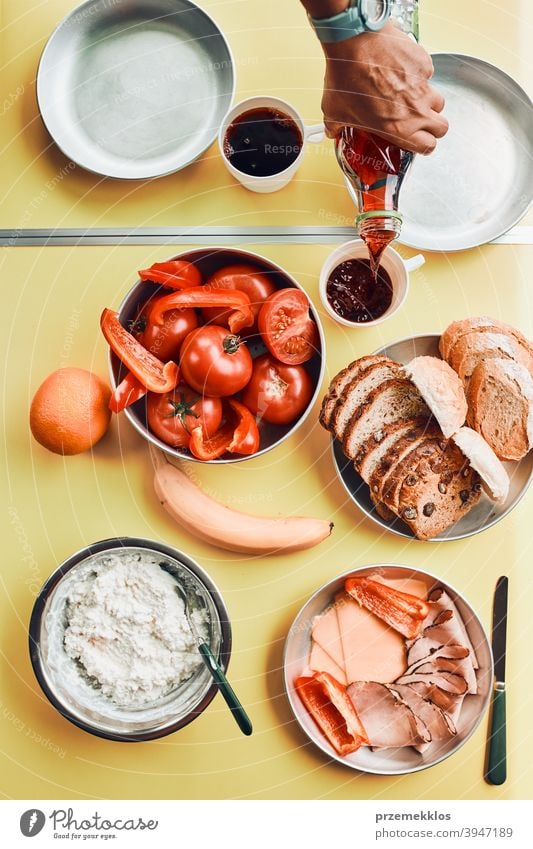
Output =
[
  {"x1": 371, "y1": 573, "x2": 428, "y2": 600},
  {"x1": 335, "y1": 591, "x2": 407, "y2": 684},
  {"x1": 308, "y1": 642, "x2": 347, "y2": 686},
  {"x1": 311, "y1": 605, "x2": 346, "y2": 673}
]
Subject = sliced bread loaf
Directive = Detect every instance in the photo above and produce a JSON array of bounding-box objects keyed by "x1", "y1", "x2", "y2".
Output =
[
  {"x1": 467, "y1": 357, "x2": 533, "y2": 460},
  {"x1": 440, "y1": 316, "x2": 533, "y2": 363},
  {"x1": 368, "y1": 424, "x2": 440, "y2": 505},
  {"x1": 380, "y1": 435, "x2": 445, "y2": 514},
  {"x1": 396, "y1": 442, "x2": 481, "y2": 540},
  {"x1": 404, "y1": 356, "x2": 467, "y2": 437},
  {"x1": 319, "y1": 354, "x2": 387, "y2": 430},
  {"x1": 342, "y1": 378, "x2": 431, "y2": 460},
  {"x1": 331, "y1": 359, "x2": 401, "y2": 442},
  {"x1": 447, "y1": 329, "x2": 533, "y2": 384},
  {"x1": 355, "y1": 417, "x2": 428, "y2": 482}
]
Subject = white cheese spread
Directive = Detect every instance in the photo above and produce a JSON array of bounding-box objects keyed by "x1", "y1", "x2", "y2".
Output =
[{"x1": 54, "y1": 552, "x2": 207, "y2": 708}]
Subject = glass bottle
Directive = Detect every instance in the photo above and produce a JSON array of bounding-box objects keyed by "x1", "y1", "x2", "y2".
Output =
[{"x1": 335, "y1": 0, "x2": 419, "y2": 275}]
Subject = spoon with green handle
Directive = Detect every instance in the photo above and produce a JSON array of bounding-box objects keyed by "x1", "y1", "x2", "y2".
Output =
[{"x1": 175, "y1": 581, "x2": 253, "y2": 737}]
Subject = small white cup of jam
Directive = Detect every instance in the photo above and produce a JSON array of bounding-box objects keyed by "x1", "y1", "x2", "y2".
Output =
[{"x1": 319, "y1": 240, "x2": 425, "y2": 328}]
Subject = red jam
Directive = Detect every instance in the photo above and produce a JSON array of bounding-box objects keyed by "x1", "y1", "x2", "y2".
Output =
[{"x1": 326, "y1": 259, "x2": 393, "y2": 323}]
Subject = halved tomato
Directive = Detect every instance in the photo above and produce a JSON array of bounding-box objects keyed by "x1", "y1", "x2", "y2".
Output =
[{"x1": 258, "y1": 289, "x2": 319, "y2": 365}]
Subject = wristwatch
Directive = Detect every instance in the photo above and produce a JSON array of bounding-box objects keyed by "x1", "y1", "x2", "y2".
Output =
[{"x1": 309, "y1": 1, "x2": 392, "y2": 43}]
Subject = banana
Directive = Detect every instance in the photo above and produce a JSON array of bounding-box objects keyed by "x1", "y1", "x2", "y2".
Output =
[{"x1": 153, "y1": 459, "x2": 333, "y2": 554}]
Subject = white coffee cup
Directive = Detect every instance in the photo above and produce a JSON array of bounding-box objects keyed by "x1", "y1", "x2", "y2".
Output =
[
  {"x1": 218, "y1": 96, "x2": 324, "y2": 193},
  {"x1": 319, "y1": 239, "x2": 425, "y2": 328}
]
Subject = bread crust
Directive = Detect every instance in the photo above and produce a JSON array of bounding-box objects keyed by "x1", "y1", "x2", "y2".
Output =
[{"x1": 467, "y1": 358, "x2": 533, "y2": 460}]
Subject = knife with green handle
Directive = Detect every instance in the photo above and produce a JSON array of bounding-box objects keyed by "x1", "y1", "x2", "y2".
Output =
[{"x1": 485, "y1": 576, "x2": 508, "y2": 785}]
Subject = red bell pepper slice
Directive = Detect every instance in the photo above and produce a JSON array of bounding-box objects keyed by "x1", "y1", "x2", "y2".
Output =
[
  {"x1": 295, "y1": 674, "x2": 368, "y2": 756},
  {"x1": 100, "y1": 308, "x2": 179, "y2": 394},
  {"x1": 188, "y1": 398, "x2": 260, "y2": 460},
  {"x1": 149, "y1": 287, "x2": 254, "y2": 335},
  {"x1": 109, "y1": 372, "x2": 147, "y2": 413},
  {"x1": 313, "y1": 672, "x2": 369, "y2": 745},
  {"x1": 344, "y1": 577, "x2": 429, "y2": 640},
  {"x1": 138, "y1": 260, "x2": 202, "y2": 289},
  {"x1": 226, "y1": 399, "x2": 259, "y2": 455}
]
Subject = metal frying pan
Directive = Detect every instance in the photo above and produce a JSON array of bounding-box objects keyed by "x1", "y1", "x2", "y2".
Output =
[
  {"x1": 36, "y1": 0, "x2": 235, "y2": 179},
  {"x1": 400, "y1": 54, "x2": 533, "y2": 251}
]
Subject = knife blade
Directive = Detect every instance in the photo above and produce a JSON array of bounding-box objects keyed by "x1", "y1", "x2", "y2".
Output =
[{"x1": 485, "y1": 576, "x2": 508, "y2": 785}]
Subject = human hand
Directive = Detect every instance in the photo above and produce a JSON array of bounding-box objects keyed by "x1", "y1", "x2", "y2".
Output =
[{"x1": 321, "y1": 21, "x2": 448, "y2": 154}]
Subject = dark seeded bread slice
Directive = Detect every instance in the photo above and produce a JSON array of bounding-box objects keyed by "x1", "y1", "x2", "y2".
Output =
[
  {"x1": 319, "y1": 355, "x2": 388, "y2": 430},
  {"x1": 342, "y1": 378, "x2": 431, "y2": 460},
  {"x1": 397, "y1": 442, "x2": 481, "y2": 540},
  {"x1": 380, "y1": 435, "x2": 445, "y2": 514},
  {"x1": 467, "y1": 357, "x2": 533, "y2": 460},
  {"x1": 448, "y1": 329, "x2": 533, "y2": 385},
  {"x1": 355, "y1": 417, "x2": 428, "y2": 482},
  {"x1": 368, "y1": 422, "x2": 441, "y2": 503},
  {"x1": 331, "y1": 360, "x2": 401, "y2": 442}
]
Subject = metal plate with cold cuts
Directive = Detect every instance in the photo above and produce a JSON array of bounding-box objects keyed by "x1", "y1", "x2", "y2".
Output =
[{"x1": 36, "y1": 0, "x2": 235, "y2": 179}]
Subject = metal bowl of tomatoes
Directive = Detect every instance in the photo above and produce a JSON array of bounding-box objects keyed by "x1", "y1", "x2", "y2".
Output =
[{"x1": 107, "y1": 248, "x2": 325, "y2": 463}]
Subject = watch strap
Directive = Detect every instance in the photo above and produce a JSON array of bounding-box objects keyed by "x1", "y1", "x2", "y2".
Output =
[{"x1": 308, "y1": 2, "x2": 367, "y2": 44}]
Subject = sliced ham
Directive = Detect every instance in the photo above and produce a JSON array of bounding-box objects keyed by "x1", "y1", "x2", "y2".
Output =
[
  {"x1": 348, "y1": 681, "x2": 431, "y2": 749},
  {"x1": 421, "y1": 588, "x2": 479, "y2": 668},
  {"x1": 406, "y1": 637, "x2": 469, "y2": 668},
  {"x1": 387, "y1": 684, "x2": 456, "y2": 742},
  {"x1": 405, "y1": 643, "x2": 477, "y2": 694},
  {"x1": 396, "y1": 668, "x2": 468, "y2": 695},
  {"x1": 311, "y1": 606, "x2": 346, "y2": 673},
  {"x1": 409, "y1": 682, "x2": 463, "y2": 715},
  {"x1": 309, "y1": 642, "x2": 347, "y2": 686},
  {"x1": 335, "y1": 591, "x2": 407, "y2": 684}
]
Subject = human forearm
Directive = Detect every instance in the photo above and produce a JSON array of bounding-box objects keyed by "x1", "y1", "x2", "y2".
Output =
[{"x1": 300, "y1": 1, "x2": 349, "y2": 18}]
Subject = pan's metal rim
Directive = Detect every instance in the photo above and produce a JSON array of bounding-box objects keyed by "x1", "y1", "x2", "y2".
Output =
[
  {"x1": 28, "y1": 536, "x2": 232, "y2": 742},
  {"x1": 283, "y1": 562, "x2": 493, "y2": 775},
  {"x1": 398, "y1": 52, "x2": 533, "y2": 252},
  {"x1": 330, "y1": 332, "x2": 533, "y2": 542},
  {"x1": 35, "y1": 0, "x2": 236, "y2": 181},
  {"x1": 110, "y1": 245, "x2": 326, "y2": 465}
]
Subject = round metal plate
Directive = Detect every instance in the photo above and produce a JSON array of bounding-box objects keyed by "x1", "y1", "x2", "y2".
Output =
[
  {"x1": 401, "y1": 54, "x2": 533, "y2": 250},
  {"x1": 284, "y1": 564, "x2": 492, "y2": 775},
  {"x1": 37, "y1": 0, "x2": 235, "y2": 179},
  {"x1": 332, "y1": 334, "x2": 533, "y2": 541}
]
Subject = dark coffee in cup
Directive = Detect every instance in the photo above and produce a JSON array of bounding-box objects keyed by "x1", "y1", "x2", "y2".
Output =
[{"x1": 223, "y1": 107, "x2": 303, "y2": 177}]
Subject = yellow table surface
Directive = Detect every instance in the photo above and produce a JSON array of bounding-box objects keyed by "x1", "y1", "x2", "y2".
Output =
[
  {"x1": 2, "y1": 0, "x2": 533, "y2": 803},
  {"x1": 1, "y1": 241, "x2": 532, "y2": 800},
  {"x1": 1, "y1": 0, "x2": 532, "y2": 229}
]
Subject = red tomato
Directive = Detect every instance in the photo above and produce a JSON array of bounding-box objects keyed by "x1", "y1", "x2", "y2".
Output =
[
  {"x1": 258, "y1": 289, "x2": 319, "y2": 365},
  {"x1": 180, "y1": 326, "x2": 253, "y2": 397},
  {"x1": 241, "y1": 354, "x2": 313, "y2": 425},
  {"x1": 146, "y1": 383, "x2": 222, "y2": 448},
  {"x1": 202, "y1": 264, "x2": 276, "y2": 328},
  {"x1": 131, "y1": 297, "x2": 198, "y2": 362}
]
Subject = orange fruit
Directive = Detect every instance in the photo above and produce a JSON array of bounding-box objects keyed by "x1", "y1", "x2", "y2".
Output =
[{"x1": 30, "y1": 368, "x2": 112, "y2": 455}]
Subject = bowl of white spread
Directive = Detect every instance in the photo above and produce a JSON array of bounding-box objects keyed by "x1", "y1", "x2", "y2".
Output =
[{"x1": 29, "y1": 538, "x2": 231, "y2": 741}]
